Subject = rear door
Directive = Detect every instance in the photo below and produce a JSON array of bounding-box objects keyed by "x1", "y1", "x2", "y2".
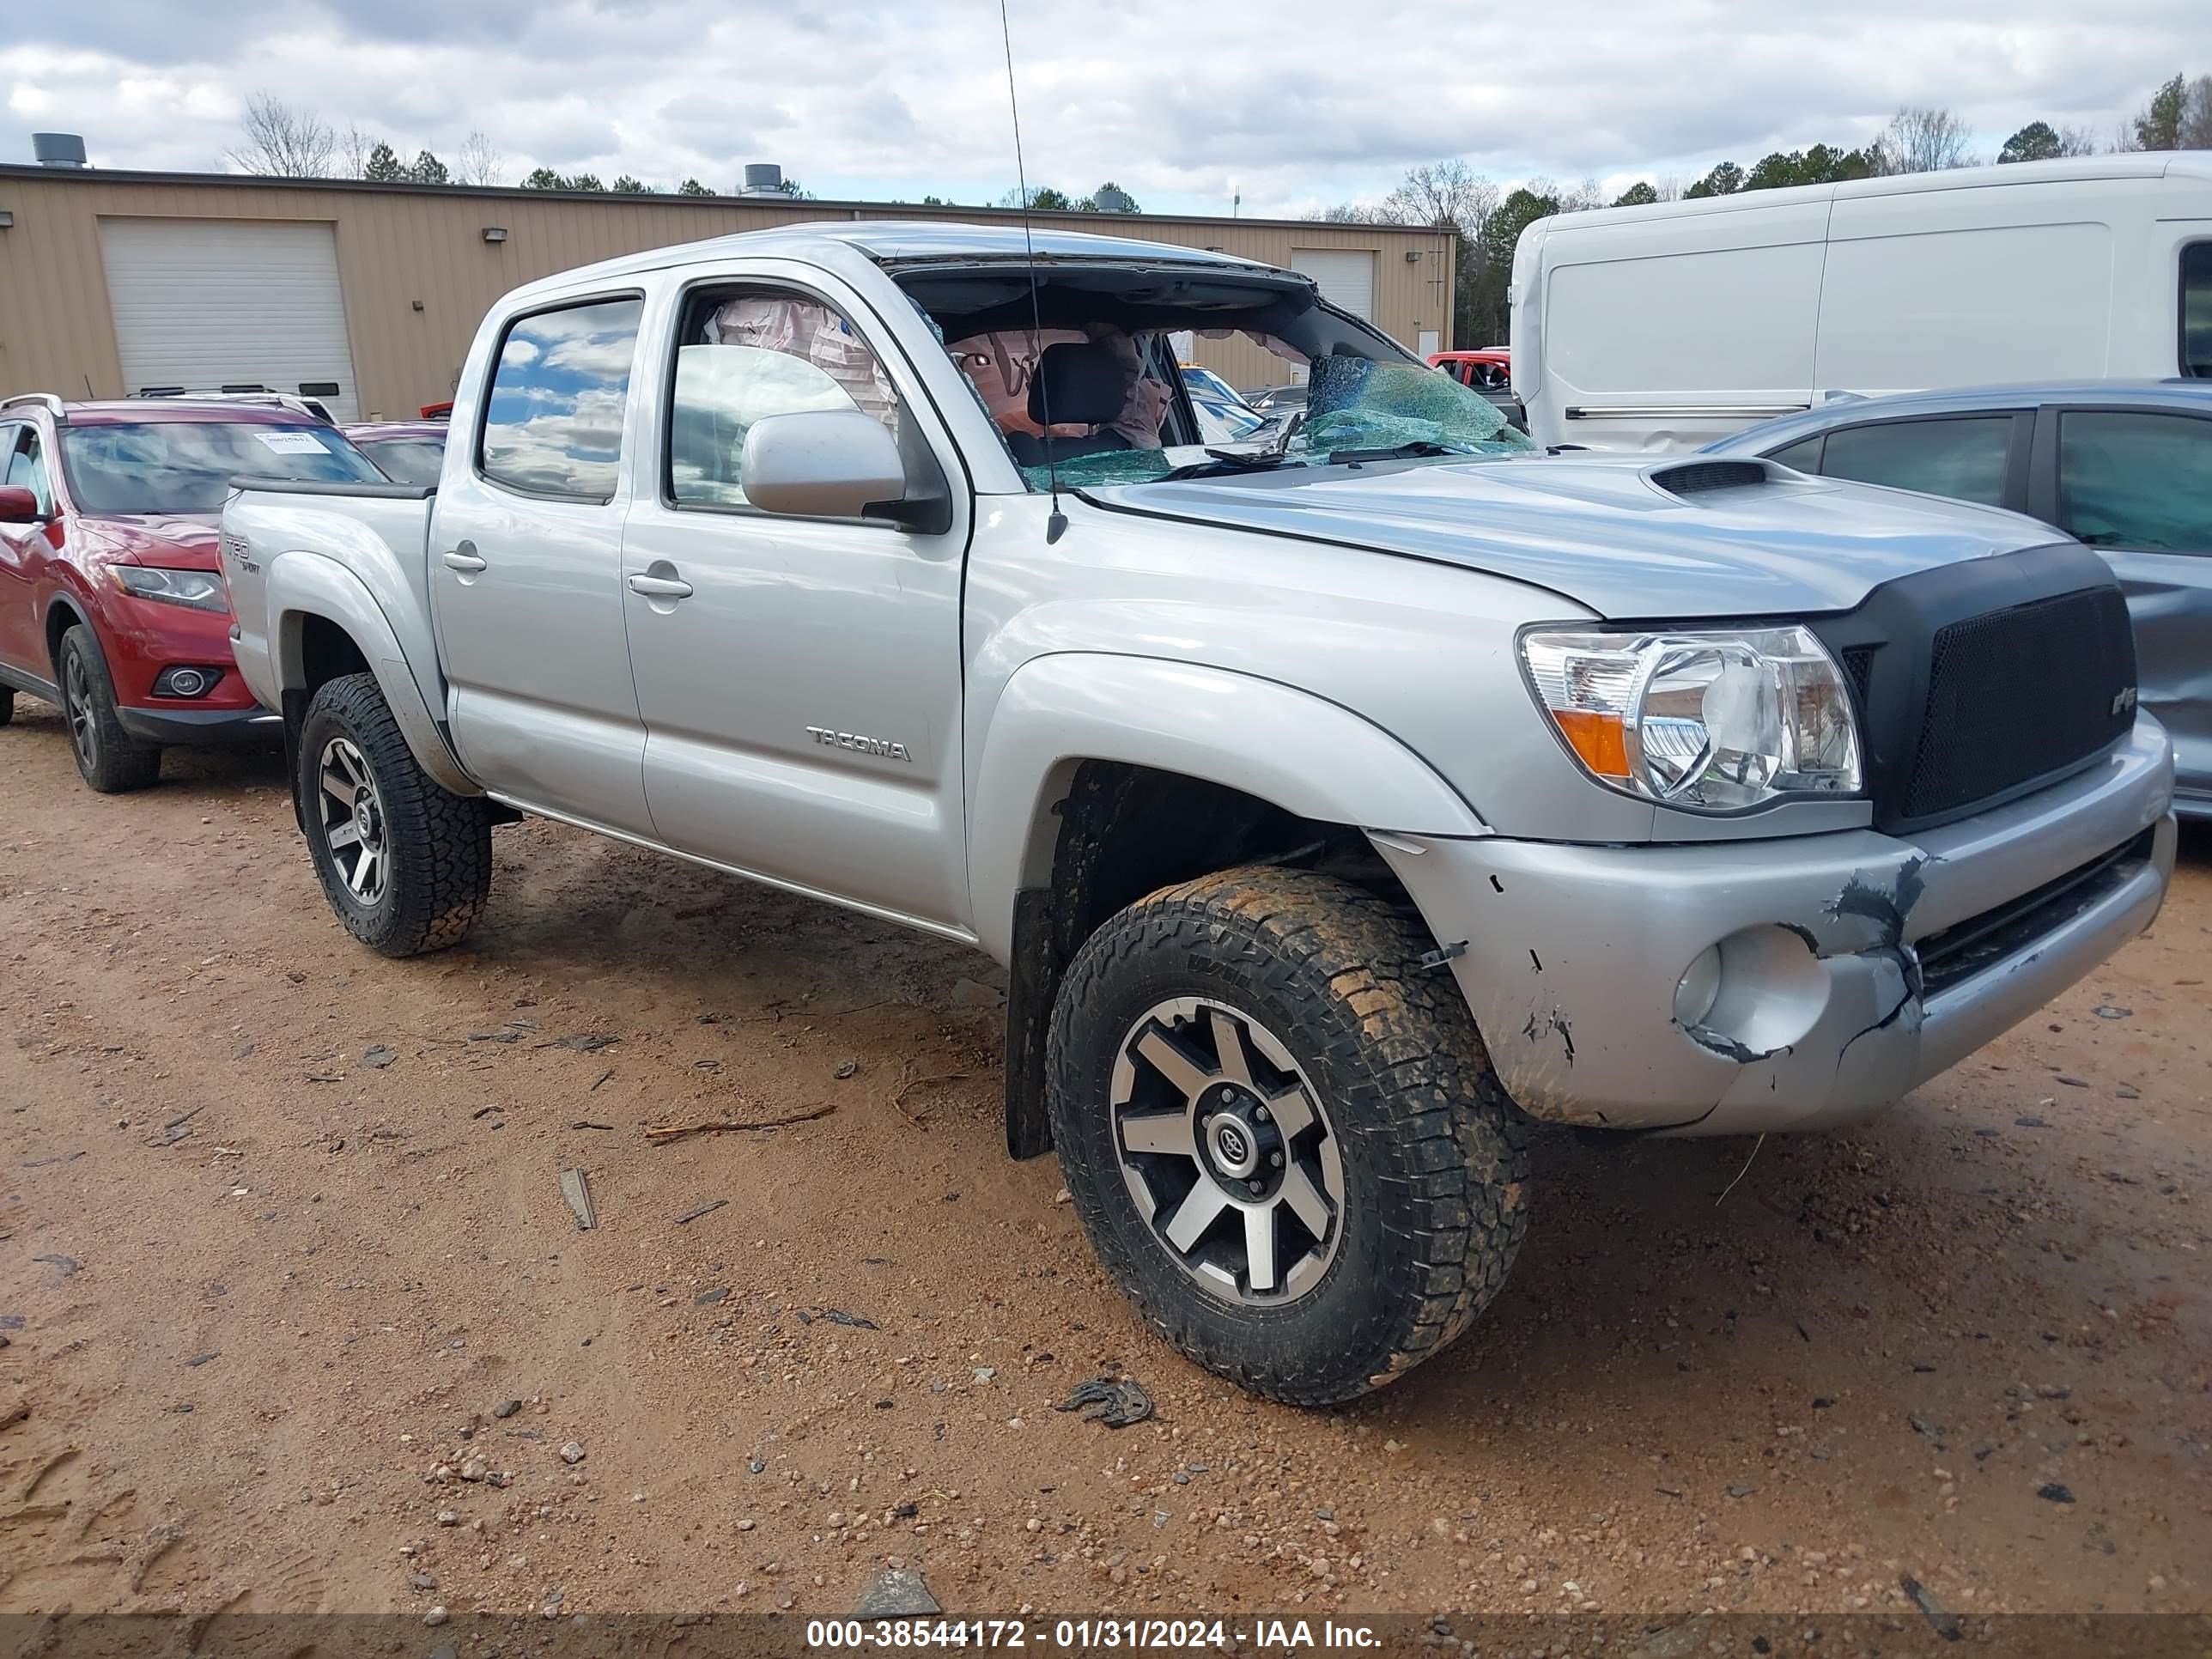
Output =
[
  {"x1": 1533, "y1": 196, "x2": 1832, "y2": 453},
  {"x1": 1818, "y1": 198, "x2": 2112, "y2": 392},
  {"x1": 427, "y1": 291, "x2": 657, "y2": 834},
  {"x1": 2029, "y1": 403, "x2": 2212, "y2": 810}
]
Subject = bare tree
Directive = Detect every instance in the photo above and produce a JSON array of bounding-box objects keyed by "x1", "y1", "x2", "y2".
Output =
[
  {"x1": 1304, "y1": 202, "x2": 1378, "y2": 222},
  {"x1": 339, "y1": 125, "x2": 376, "y2": 179},
  {"x1": 228, "y1": 93, "x2": 337, "y2": 177},
  {"x1": 1559, "y1": 175, "x2": 1607, "y2": 213},
  {"x1": 1379, "y1": 159, "x2": 1499, "y2": 237},
  {"x1": 1874, "y1": 106, "x2": 1976, "y2": 174},
  {"x1": 2184, "y1": 75, "x2": 2212, "y2": 150},
  {"x1": 455, "y1": 129, "x2": 506, "y2": 188}
]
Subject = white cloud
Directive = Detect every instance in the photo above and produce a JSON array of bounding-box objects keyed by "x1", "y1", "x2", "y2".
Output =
[{"x1": 2, "y1": 1, "x2": 2203, "y2": 214}]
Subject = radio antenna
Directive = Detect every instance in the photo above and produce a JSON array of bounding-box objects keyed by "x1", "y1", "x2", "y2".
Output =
[{"x1": 998, "y1": 0, "x2": 1067, "y2": 544}]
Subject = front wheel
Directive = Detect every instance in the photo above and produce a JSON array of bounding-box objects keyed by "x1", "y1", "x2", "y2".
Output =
[
  {"x1": 298, "y1": 672, "x2": 492, "y2": 957},
  {"x1": 1048, "y1": 866, "x2": 1531, "y2": 1405},
  {"x1": 58, "y1": 624, "x2": 161, "y2": 793}
]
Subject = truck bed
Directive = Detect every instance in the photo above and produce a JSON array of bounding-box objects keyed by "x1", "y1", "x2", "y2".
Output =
[{"x1": 221, "y1": 477, "x2": 445, "y2": 728}]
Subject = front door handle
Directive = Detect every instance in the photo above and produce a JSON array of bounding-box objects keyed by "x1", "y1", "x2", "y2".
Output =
[
  {"x1": 627, "y1": 571, "x2": 694, "y2": 600},
  {"x1": 441, "y1": 542, "x2": 488, "y2": 574}
]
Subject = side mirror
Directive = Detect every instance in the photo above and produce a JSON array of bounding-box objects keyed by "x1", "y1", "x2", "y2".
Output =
[
  {"x1": 741, "y1": 410, "x2": 906, "y2": 522},
  {"x1": 0, "y1": 486, "x2": 45, "y2": 525}
]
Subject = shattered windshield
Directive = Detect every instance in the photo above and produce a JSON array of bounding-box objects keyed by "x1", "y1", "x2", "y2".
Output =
[
  {"x1": 1300, "y1": 356, "x2": 1521, "y2": 453},
  {"x1": 1014, "y1": 356, "x2": 1528, "y2": 489},
  {"x1": 902, "y1": 263, "x2": 1532, "y2": 492}
]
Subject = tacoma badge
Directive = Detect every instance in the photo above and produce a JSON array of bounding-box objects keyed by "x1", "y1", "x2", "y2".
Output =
[{"x1": 806, "y1": 726, "x2": 912, "y2": 762}]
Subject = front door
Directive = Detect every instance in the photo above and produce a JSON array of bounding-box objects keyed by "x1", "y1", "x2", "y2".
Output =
[
  {"x1": 428, "y1": 293, "x2": 656, "y2": 834},
  {"x1": 2039, "y1": 404, "x2": 2212, "y2": 811},
  {"x1": 618, "y1": 272, "x2": 972, "y2": 931},
  {"x1": 0, "y1": 422, "x2": 58, "y2": 679}
]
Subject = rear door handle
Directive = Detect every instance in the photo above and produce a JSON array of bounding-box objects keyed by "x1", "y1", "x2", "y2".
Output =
[
  {"x1": 627, "y1": 572, "x2": 694, "y2": 600},
  {"x1": 441, "y1": 543, "x2": 488, "y2": 574}
]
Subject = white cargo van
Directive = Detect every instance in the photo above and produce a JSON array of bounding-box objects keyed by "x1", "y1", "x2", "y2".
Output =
[{"x1": 1512, "y1": 154, "x2": 2212, "y2": 453}]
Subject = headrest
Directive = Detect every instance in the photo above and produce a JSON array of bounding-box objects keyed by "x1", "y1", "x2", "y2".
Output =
[{"x1": 1028, "y1": 342, "x2": 1129, "y2": 427}]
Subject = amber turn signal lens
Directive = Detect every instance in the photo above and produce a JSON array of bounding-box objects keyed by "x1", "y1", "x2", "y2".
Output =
[{"x1": 1550, "y1": 708, "x2": 1629, "y2": 779}]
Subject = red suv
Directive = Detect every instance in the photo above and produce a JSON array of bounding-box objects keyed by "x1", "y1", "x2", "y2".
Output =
[{"x1": 0, "y1": 395, "x2": 387, "y2": 792}]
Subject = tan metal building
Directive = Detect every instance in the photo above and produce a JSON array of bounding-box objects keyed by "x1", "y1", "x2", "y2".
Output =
[{"x1": 0, "y1": 165, "x2": 1456, "y2": 422}]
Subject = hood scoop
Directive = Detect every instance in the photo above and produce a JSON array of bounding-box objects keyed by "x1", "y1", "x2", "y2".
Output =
[{"x1": 1647, "y1": 459, "x2": 1771, "y2": 497}]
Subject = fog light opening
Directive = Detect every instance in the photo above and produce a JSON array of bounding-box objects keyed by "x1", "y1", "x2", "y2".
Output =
[
  {"x1": 1675, "y1": 924, "x2": 1833, "y2": 1061},
  {"x1": 153, "y1": 665, "x2": 221, "y2": 699},
  {"x1": 1674, "y1": 944, "x2": 1723, "y2": 1028}
]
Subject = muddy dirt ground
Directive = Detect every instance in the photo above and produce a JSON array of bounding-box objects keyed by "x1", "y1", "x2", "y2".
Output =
[{"x1": 1, "y1": 698, "x2": 2205, "y2": 1627}]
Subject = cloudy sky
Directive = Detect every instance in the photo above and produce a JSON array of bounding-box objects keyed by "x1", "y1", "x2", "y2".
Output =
[{"x1": 3, "y1": 1, "x2": 2203, "y2": 215}]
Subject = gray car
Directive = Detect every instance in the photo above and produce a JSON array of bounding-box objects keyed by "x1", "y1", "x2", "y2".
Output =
[{"x1": 1705, "y1": 382, "x2": 2211, "y2": 817}]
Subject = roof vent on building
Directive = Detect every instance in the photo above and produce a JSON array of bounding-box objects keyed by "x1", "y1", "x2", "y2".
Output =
[
  {"x1": 1091, "y1": 184, "x2": 1136, "y2": 214},
  {"x1": 32, "y1": 132, "x2": 88, "y2": 169},
  {"x1": 738, "y1": 163, "x2": 785, "y2": 196}
]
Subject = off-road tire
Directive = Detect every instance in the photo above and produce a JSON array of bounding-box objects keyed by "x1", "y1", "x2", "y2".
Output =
[
  {"x1": 298, "y1": 672, "x2": 492, "y2": 957},
  {"x1": 58, "y1": 624, "x2": 162, "y2": 793},
  {"x1": 1048, "y1": 865, "x2": 1531, "y2": 1405}
]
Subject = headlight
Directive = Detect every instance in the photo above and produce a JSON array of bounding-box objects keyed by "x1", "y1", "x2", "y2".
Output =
[
  {"x1": 110, "y1": 565, "x2": 229, "y2": 613},
  {"x1": 1520, "y1": 624, "x2": 1861, "y2": 811}
]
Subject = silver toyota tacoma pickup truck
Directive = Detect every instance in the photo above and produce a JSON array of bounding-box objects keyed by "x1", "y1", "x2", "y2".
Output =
[{"x1": 222, "y1": 223, "x2": 2176, "y2": 1403}]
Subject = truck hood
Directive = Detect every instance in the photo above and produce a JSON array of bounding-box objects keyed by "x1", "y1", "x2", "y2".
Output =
[{"x1": 1085, "y1": 455, "x2": 2059, "y2": 620}]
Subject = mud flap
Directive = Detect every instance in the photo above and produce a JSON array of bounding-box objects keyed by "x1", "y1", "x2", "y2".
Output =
[
  {"x1": 282, "y1": 688, "x2": 308, "y2": 837},
  {"x1": 1003, "y1": 886, "x2": 1057, "y2": 1159}
]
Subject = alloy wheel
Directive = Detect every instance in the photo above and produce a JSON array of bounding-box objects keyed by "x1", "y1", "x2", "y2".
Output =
[
  {"x1": 1109, "y1": 996, "x2": 1344, "y2": 1304},
  {"x1": 64, "y1": 649, "x2": 97, "y2": 771},
  {"x1": 317, "y1": 736, "x2": 390, "y2": 906}
]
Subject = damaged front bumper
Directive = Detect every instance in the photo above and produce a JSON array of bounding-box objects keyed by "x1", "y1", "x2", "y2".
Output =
[{"x1": 1378, "y1": 718, "x2": 2176, "y2": 1135}]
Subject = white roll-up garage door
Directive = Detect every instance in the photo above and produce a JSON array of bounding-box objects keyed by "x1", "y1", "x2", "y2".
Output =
[
  {"x1": 1290, "y1": 248, "x2": 1377, "y2": 321},
  {"x1": 100, "y1": 219, "x2": 362, "y2": 421}
]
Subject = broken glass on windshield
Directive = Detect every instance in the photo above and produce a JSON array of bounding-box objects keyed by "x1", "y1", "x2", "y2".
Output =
[{"x1": 1299, "y1": 356, "x2": 1523, "y2": 455}]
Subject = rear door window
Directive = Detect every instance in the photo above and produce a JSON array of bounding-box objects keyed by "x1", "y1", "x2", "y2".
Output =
[
  {"x1": 2057, "y1": 410, "x2": 2212, "y2": 552},
  {"x1": 479, "y1": 296, "x2": 644, "y2": 501},
  {"x1": 1766, "y1": 434, "x2": 1824, "y2": 472},
  {"x1": 2184, "y1": 242, "x2": 2212, "y2": 378},
  {"x1": 1813, "y1": 416, "x2": 2015, "y2": 507}
]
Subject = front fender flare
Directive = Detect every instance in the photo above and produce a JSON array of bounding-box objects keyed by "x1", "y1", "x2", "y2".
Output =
[
  {"x1": 967, "y1": 652, "x2": 1486, "y2": 960},
  {"x1": 269, "y1": 552, "x2": 477, "y2": 797}
]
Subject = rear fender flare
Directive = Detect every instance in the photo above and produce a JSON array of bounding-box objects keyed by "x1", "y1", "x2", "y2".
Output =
[
  {"x1": 967, "y1": 653, "x2": 1486, "y2": 960},
  {"x1": 268, "y1": 552, "x2": 477, "y2": 797}
]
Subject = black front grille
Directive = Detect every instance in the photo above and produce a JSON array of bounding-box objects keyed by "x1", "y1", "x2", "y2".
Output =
[
  {"x1": 1808, "y1": 544, "x2": 2138, "y2": 835},
  {"x1": 1840, "y1": 645, "x2": 1876, "y2": 708},
  {"x1": 1901, "y1": 586, "x2": 2136, "y2": 823}
]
